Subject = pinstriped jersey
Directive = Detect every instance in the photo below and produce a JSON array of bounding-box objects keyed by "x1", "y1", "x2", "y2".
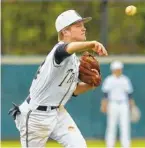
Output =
[{"x1": 29, "y1": 42, "x2": 79, "y2": 109}]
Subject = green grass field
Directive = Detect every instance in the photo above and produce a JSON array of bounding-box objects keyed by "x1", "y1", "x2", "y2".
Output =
[{"x1": 1, "y1": 139, "x2": 145, "y2": 147}]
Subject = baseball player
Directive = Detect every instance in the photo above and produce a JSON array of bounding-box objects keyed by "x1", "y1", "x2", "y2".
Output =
[
  {"x1": 101, "y1": 61, "x2": 136, "y2": 148},
  {"x1": 9, "y1": 10, "x2": 107, "y2": 148}
]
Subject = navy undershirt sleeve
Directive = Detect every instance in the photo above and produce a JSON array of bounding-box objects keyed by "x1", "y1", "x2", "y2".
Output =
[
  {"x1": 104, "y1": 93, "x2": 108, "y2": 99},
  {"x1": 54, "y1": 43, "x2": 71, "y2": 64},
  {"x1": 128, "y1": 93, "x2": 133, "y2": 99}
]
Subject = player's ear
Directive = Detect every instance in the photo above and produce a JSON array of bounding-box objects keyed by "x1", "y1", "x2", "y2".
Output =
[{"x1": 62, "y1": 28, "x2": 70, "y2": 36}]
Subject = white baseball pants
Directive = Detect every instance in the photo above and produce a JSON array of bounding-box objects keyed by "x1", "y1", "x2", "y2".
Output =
[
  {"x1": 15, "y1": 101, "x2": 87, "y2": 148},
  {"x1": 105, "y1": 101, "x2": 131, "y2": 148}
]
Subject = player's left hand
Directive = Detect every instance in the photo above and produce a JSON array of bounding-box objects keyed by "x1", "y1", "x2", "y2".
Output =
[
  {"x1": 92, "y1": 41, "x2": 108, "y2": 56},
  {"x1": 129, "y1": 99, "x2": 136, "y2": 110}
]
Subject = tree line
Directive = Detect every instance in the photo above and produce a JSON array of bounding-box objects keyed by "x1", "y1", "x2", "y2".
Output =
[{"x1": 2, "y1": 1, "x2": 145, "y2": 55}]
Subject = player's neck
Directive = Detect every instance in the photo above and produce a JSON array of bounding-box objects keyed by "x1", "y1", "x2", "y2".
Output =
[
  {"x1": 113, "y1": 74, "x2": 122, "y2": 78},
  {"x1": 61, "y1": 37, "x2": 77, "y2": 43}
]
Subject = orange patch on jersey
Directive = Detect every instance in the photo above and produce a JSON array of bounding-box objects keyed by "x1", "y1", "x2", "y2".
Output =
[{"x1": 68, "y1": 126, "x2": 75, "y2": 132}]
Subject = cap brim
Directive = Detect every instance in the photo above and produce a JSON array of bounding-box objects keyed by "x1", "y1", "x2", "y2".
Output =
[
  {"x1": 82, "y1": 17, "x2": 92, "y2": 23},
  {"x1": 71, "y1": 17, "x2": 92, "y2": 25}
]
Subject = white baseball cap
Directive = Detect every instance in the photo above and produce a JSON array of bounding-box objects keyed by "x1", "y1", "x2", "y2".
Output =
[
  {"x1": 110, "y1": 61, "x2": 124, "y2": 71},
  {"x1": 55, "y1": 10, "x2": 92, "y2": 32}
]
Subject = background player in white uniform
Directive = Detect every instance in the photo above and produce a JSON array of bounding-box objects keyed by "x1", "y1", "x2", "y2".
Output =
[
  {"x1": 9, "y1": 10, "x2": 107, "y2": 148},
  {"x1": 101, "y1": 61, "x2": 136, "y2": 148}
]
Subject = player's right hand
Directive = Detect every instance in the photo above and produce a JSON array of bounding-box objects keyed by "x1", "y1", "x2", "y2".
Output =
[
  {"x1": 92, "y1": 41, "x2": 108, "y2": 56},
  {"x1": 100, "y1": 99, "x2": 108, "y2": 113},
  {"x1": 100, "y1": 105, "x2": 107, "y2": 113}
]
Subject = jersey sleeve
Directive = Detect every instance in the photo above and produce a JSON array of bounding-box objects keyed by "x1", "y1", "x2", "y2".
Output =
[
  {"x1": 101, "y1": 77, "x2": 111, "y2": 93},
  {"x1": 54, "y1": 43, "x2": 71, "y2": 64},
  {"x1": 125, "y1": 77, "x2": 134, "y2": 94}
]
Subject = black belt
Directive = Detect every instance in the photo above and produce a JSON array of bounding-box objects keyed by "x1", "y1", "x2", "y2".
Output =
[{"x1": 26, "y1": 97, "x2": 59, "y2": 111}]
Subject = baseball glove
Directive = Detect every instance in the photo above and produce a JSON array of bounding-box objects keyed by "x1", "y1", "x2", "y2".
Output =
[
  {"x1": 79, "y1": 52, "x2": 101, "y2": 87},
  {"x1": 130, "y1": 105, "x2": 141, "y2": 123}
]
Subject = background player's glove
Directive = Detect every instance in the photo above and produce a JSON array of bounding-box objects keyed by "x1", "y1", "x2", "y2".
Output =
[
  {"x1": 79, "y1": 52, "x2": 101, "y2": 87},
  {"x1": 130, "y1": 105, "x2": 141, "y2": 123}
]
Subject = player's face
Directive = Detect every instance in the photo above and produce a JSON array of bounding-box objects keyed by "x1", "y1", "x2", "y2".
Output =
[
  {"x1": 113, "y1": 69, "x2": 123, "y2": 77},
  {"x1": 69, "y1": 21, "x2": 87, "y2": 41}
]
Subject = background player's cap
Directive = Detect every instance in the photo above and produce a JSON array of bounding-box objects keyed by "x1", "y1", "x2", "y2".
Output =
[
  {"x1": 55, "y1": 10, "x2": 92, "y2": 32},
  {"x1": 110, "y1": 61, "x2": 124, "y2": 71}
]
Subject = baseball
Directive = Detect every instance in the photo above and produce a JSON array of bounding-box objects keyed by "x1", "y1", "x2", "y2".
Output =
[{"x1": 125, "y1": 5, "x2": 137, "y2": 16}]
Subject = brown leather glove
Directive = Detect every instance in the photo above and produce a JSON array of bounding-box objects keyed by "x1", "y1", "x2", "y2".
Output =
[{"x1": 79, "y1": 52, "x2": 101, "y2": 87}]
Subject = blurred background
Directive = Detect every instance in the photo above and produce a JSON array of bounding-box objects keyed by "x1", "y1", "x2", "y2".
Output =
[{"x1": 1, "y1": 0, "x2": 145, "y2": 147}]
